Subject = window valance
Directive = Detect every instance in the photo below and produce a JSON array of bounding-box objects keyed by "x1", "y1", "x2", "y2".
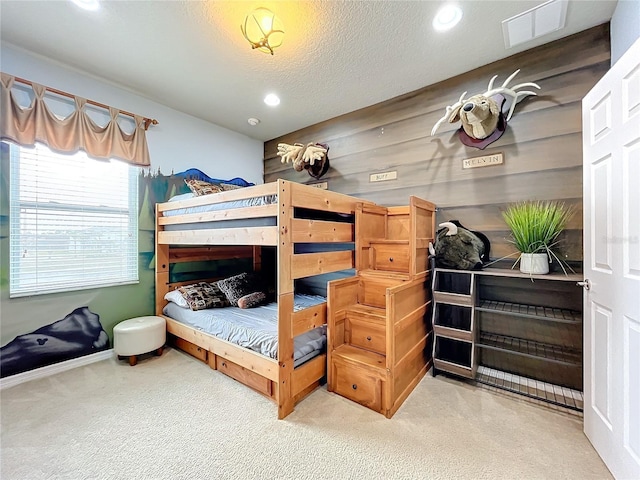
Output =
[{"x1": 0, "y1": 72, "x2": 153, "y2": 167}]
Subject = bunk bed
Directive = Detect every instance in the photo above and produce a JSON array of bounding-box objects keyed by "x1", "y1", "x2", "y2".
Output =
[{"x1": 155, "y1": 179, "x2": 373, "y2": 419}]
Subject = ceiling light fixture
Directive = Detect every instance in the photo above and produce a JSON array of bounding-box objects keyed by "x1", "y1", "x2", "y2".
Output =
[
  {"x1": 241, "y1": 7, "x2": 284, "y2": 55},
  {"x1": 264, "y1": 94, "x2": 280, "y2": 107},
  {"x1": 433, "y1": 4, "x2": 463, "y2": 32},
  {"x1": 71, "y1": 0, "x2": 100, "y2": 11}
]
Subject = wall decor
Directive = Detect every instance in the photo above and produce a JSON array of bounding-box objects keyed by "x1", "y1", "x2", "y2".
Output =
[
  {"x1": 370, "y1": 171, "x2": 398, "y2": 182},
  {"x1": 430, "y1": 69, "x2": 540, "y2": 150},
  {"x1": 0, "y1": 307, "x2": 108, "y2": 378},
  {"x1": 462, "y1": 152, "x2": 504, "y2": 169},
  {"x1": 277, "y1": 142, "x2": 330, "y2": 179}
]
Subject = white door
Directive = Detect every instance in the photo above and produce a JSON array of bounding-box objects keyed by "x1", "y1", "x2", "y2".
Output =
[{"x1": 582, "y1": 37, "x2": 640, "y2": 480}]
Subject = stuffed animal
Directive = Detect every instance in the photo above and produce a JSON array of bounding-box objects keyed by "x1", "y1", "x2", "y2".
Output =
[
  {"x1": 429, "y1": 221, "x2": 491, "y2": 271},
  {"x1": 430, "y1": 69, "x2": 540, "y2": 150},
  {"x1": 277, "y1": 142, "x2": 330, "y2": 179}
]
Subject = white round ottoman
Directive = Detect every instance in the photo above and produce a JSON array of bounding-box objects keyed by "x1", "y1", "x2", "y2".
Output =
[{"x1": 114, "y1": 316, "x2": 166, "y2": 366}]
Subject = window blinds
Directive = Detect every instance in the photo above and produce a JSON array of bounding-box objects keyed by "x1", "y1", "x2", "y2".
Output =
[{"x1": 8, "y1": 142, "x2": 139, "y2": 297}]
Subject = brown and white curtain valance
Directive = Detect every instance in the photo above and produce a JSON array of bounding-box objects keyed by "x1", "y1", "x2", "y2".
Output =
[{"x1": 0, "y1": 72, "x2": 152, "y2": 167}]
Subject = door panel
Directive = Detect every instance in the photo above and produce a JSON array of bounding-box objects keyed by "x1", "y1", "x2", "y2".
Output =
[
  {"x1": 591, "y1": 156, "x2": 613, "y2": 273},
  {"x1": 583, "y1": 37, "x2": 640, "y2": 479},
  {"x1": 623, "y1": 142, "x2": 640, "y2": 277},
  {"x1": 624, "y1": 315, "x2": 640, "y2": 464},
  {"x1": 591, "y1": 303, "x2": 612, "y2": 428}
]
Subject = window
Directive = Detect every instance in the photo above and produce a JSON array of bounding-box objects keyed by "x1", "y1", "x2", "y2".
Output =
[{"x1": 8, "y1": 142, "x2": 138, "y2": 297}]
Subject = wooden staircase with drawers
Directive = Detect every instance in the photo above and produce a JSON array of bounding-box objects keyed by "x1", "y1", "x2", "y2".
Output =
[{"x1": 327, "y1": 197, "x2": 436, "y2": 418}]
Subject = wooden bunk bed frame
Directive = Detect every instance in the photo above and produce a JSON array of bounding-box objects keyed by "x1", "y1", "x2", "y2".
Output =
[{"x1": 155, "y1": 179, "x2": 372, "y2": 419}]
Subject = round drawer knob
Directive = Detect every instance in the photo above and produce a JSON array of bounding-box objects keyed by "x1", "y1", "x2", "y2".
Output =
[
  {"x1": 366, "y1": 336, "x2": 372, "y2": 341},
  {"x1": 352, "y1": 384, "x2": 357, "y2": 390},
  {"x1": 221, "y1": 362, "x2": 226, "y2": 367},
  {"x1": 389, "y1": 257, "x2": 394, "y2": 262}
]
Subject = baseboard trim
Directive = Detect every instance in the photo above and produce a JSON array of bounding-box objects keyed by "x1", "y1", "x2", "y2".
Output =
[{"x1": 0, "y1": 349, "x2": 114, "y2": 390}]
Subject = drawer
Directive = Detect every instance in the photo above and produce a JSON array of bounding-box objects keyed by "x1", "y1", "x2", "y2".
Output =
[
  {"x1": 215, "y1": 356, "x2": 272, "y2": 397},
  {"x1": 358, "y1": 277, "x2": 403, "y2": 308},
  {"x1": 348, "y1": 318, "x2": 386, "y2": 355},
  {"x1": 371, "y1": 243, "x2": 409, "y2": 272},
  {"x1": 173, "y1": 337, "x2": 207, "y2": 362},
  {"x1": 333, "y1": 362, "x2": 382, "y2": 411}
]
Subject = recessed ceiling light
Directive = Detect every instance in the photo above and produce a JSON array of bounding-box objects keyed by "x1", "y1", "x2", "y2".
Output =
[
  {"x1": 71, "y1": 0, "x2": 100, "y2": 11},
  {"x1": 433, "y1": 4, "x2": 463, "y2": 32},
  {"x1": 264, "y1": 94, "x2": 280, "y2": 106}
]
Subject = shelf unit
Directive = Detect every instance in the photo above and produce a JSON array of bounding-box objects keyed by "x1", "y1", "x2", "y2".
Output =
[
  {"x1": 431, "y1": 267, "x2": 584, "y2": 410},
  {"x1": 431, "y1": 268, "x2": 477, "y2": 379}
]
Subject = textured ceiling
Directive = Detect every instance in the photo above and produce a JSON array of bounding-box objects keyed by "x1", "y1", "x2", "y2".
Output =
[{"x1": 0, "y1": 1, "x2": 617, "y2": 141}]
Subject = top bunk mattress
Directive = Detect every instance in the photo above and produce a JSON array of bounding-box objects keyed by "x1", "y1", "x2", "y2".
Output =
[
  {"x1": 163, "y1": 294, "x2": 326, "y2": 365},
  {"x1": 163, "y1": 192, "x2": 277, "y2": 217}
]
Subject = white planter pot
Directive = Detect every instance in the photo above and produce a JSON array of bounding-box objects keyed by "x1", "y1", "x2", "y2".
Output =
[{"x1": 519, "y1": 253, "x2": 549, "y2": 274}]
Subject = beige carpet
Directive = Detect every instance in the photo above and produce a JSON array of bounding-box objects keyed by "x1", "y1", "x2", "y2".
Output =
[{"x1": 1, "y1": 349, "x2": 611, "y2": 480}]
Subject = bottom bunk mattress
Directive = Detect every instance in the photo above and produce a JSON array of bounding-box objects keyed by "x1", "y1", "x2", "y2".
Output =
[{"x1": 163, "y1": 294, "x2": 326, "y2": 368}]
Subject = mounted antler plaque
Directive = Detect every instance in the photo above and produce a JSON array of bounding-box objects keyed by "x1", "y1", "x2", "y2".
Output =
[
  {"x1": 430, "y1": 69, "x2": 540, "y2": 150},
  {"x1": 277, "y1": 142, "x2": 330, "y2": 179}
]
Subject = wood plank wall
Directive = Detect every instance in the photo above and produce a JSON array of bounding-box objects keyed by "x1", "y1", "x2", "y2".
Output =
[{"x1": 264, "y1": 25, "x2": 611, "y2": 264}]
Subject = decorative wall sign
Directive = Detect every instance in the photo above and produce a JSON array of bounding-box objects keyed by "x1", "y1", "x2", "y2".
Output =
[
  {"x1": 370, "y1": 171, "x2": 398, "y2": 182},
  {"x1": 463, "y1": 152, "x2": 504, "y2": 169}
]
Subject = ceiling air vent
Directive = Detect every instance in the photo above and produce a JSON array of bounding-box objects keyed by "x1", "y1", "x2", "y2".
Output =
[{"x1": 502, "y1": 0, "x2": 568, "y2": 49}]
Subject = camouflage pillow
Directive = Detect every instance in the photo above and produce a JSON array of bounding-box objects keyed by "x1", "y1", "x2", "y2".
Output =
[
  {"x1": 220, "y1": 183, "x2": 243, "y2": 191},
  {"x1": 217, "y1": 273, "x2": 265, "y2": 305},
  {"x1": 238, "y1": 291, "x2": 267, "y2": 309},
  {"x1": 184, "y1": 179, "x2": 224, "y2": 196},
  {"x1": 178, "y1": 282, "x2": 230, "y2": 310}
]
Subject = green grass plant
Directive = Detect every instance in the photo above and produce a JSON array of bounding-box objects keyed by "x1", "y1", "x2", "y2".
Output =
[{"x1": 502, "y1": 200, "x2": 575, "y2": 273}]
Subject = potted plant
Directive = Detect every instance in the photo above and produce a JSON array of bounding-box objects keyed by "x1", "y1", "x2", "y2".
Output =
[{"x1": 502, "y1": 200, "x2": 574, "y2": 274}]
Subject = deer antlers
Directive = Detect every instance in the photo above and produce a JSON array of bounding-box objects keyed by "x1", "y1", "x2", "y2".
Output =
[
  {"x1": 277, "y1": 143, "x2": 306, "y2": 171},
  {"x1": 484, "y1": 69, "x2": 540, "y2": 121},
  {"x1": 430, "y1": 69, "x2": 540, "y2": 137},
  {"x1": 277, "y1": 142, "x2": 328, "y2": 172},
  {"x1": 430, "y1": 91, "x2": 467, "y2": 137}
]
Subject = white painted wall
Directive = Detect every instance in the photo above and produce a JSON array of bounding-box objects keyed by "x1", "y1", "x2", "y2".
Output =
[
  {"x1": 611, "y1": 0, "x2": 640, "y2": 66},
  {"x1": 0, "y1": 43, "x2": 264, "y2": 183}
]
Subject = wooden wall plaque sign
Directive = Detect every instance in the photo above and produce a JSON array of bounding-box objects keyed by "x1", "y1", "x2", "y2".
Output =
[
  {"x1": 370, "y1": 171, "x2": 398, "y2": 182},
  {"x1": 462, "y1": 152, "x2": 504, "y2": 169}
]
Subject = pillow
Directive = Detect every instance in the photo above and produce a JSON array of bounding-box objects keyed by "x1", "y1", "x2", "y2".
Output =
[
  {"x1": 164, "y1": 289, "x2": 189, "y2": 308},
  {"x1": 184, "y1": 179, "x2": 224, "y2": 196},
  {"x1": 217, "y1": 273, "x2": 265, "y2": 305},
  {"x1": 220, "y1": 183, "x2": 243, "y2": 191},
  {"x1": 178, "y1": 281, "x2": 230, "y2": 310},
  {"x1": 238, "y1": 291, "x2": 267, "y2": 309}
]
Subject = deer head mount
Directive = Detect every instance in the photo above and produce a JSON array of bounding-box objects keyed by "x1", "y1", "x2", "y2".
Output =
[
  {"x1": 430, "y1": 69, "x2": 540, "y2": 149},
  {"x1": 277, "y1": 142, "x2": 330, "y2": 179}
]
